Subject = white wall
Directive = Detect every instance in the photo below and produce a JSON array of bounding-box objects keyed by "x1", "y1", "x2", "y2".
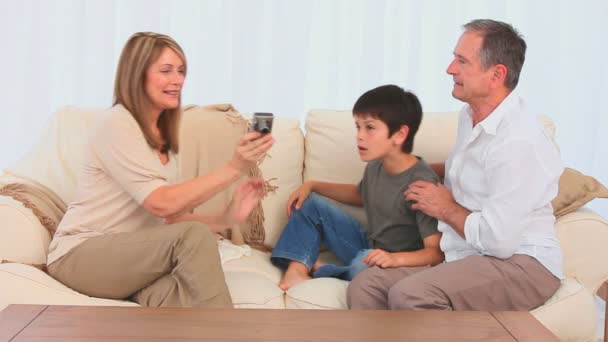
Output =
[{"x1": 1, "y1": 0, "x2": 607, "y2": 217}]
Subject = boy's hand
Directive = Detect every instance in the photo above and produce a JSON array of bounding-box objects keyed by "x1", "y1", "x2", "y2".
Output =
[
  {"x1": 364, "y1": 249, "x2": 401, "y2": 268},
  {"x1": 286, "y1": 182, "x2": 313, "y2": 217}
]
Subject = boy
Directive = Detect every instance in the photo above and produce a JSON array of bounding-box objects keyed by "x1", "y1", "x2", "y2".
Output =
[{"x1": 271, "y1": 84, "x2": 443, "y2": 291}]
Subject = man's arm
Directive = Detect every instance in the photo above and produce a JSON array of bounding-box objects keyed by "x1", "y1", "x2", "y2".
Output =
[
  {"x1": 405, "y1": 139, "x2": 561, "y2": 259},
  {"x1": 364, "y1": 233, "x2": 444, "y2": 268}
]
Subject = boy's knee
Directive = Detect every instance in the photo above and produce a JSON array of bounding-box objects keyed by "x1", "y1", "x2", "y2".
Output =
[{"x1": 297, "y1": 193, "x2": 322, "y2": 212}]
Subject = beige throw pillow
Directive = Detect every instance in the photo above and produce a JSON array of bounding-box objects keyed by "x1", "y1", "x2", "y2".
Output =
[
  {"x1": 552, "y1": 168, "x2": 608, "y2": 217},
  {"x1": 179, "y1": 105, "x2": 266, "y2": 248}
]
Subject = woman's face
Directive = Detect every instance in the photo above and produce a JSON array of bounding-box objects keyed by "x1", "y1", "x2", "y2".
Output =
[{"x1": 144, "y1": 47, "x2": 185, "y2": 115}]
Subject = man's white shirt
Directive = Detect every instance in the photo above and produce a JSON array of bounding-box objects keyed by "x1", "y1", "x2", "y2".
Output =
[{"x1": 439, "y1": 90, "x2": 564, "y2": 279}]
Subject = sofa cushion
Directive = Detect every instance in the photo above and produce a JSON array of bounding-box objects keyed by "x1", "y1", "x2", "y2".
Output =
[
  {"x1": 556, "y1": 208, "x2": 608, "y2": 291},
  {"x1": 222, "y1": 248, "x2": 282, "y2": 284},
  {"x1": 6, "y1": 106, "x2": 104, "y2": 204},
  {"x1": 222, "y1": 248, "x2": 285, "y2": 308},
  {"x1": 552, "y1": 168, "x2": 608, "y2": 217},
  {"x1": 179, "y1": 108, "x2": 303, "y2": 248},
  {"x1": 304, "y1": 110, "x2": 558, "y2": 185},
  {"x1": 531, "y1": 277, "x2": 598, "y2": 342},
  {"x1": 256, "y1": 117, "x2": 304, "y2": 247},
  {"x1": 0, "y1": 247, "x2": 285, "y2": 311},
  {"x1": 224, "y1": 271, "x2": 284, "y2": 309},
  {"x1": 303, "y1": 110, "x2": 459, "y2": 185},
  {"x1": 0, "y1": 194, "x2": 51, "y2": 265},
  {"x1": 0, "y1": 263, "x2": 138, "y2": 312},
  {"x1": 285, "y1": 277, "x2": 349, "y2": 309},
  {"x1": 179, "y1": 107, "x2": 267, "y2": 246}
]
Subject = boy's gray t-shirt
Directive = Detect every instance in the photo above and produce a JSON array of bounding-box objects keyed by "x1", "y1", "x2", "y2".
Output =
[{"x1": 357, "y1": 158, "x2": 440, "y2": 252}]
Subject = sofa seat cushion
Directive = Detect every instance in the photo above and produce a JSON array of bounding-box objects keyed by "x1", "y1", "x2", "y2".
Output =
[
  {"x1": 285, "y1": 278, "x2": 349, "y2": 309},
  {"x1": 0, "y1": 263, "x2": 138, "y2": 312},
  {"x1": 222, "y1": 248, "x2": 285, "y2": 308},
  {"x1": 0, "y1": 246, "x2": 286, "y2": 310},
  {"x1": 224, "y1": 271, "x2": 284, "y2": 308},
  {"x1": 531, "y1": 277, "x2": 597, "y2": 342}
]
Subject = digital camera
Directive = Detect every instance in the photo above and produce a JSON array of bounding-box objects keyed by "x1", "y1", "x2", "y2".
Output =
[{"x1": 250, "y1": 112, "x2": 274, "y2": 134}]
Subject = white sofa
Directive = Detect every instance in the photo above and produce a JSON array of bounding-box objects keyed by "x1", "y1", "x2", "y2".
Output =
[{"x1": 1, "y1": 106, "x2": 607, "y2": 342}]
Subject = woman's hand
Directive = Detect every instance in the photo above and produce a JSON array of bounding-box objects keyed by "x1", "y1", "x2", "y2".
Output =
[
  {"x1": 223, "y1": 178, "x2": 266, "y2": 226},
  {"x1": 229, "y1": 132, "x2": 274, "y2": 174},
  {"x1": 286, "y1": 182, "x2": 313, "y2": 217}
]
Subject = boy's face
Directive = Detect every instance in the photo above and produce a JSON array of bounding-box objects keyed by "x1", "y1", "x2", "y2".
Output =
[{"x1": 354, "y1": 115, "x2": 399, "y2": 162}]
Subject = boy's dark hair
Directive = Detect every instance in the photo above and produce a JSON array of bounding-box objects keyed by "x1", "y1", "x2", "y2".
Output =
[{"x1": 353, "y1": 84, "x2": 423, "y2": 153}]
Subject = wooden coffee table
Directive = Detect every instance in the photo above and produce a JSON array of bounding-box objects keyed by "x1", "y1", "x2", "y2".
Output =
[{"x1": 0, "y1": 304, "x2": 558, "y2": 341}]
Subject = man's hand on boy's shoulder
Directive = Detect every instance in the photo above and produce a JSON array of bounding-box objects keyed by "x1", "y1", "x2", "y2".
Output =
[{"x1": 403, "y1": 180, "x2": 455, "y2": 221}]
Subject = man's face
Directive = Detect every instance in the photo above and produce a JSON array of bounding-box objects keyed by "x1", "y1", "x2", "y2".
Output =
[{"x1": 446, "y1": 31, "x2": 494, "y2": 104}]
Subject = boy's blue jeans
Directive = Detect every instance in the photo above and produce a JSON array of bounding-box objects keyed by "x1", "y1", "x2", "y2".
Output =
[{"x1": 270, "y1": 194, "x2": 372, "y2": 281}]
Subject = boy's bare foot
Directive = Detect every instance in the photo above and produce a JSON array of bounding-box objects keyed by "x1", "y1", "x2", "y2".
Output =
[{"x1": 279, "y1": 262, "x2": 311, "y2": 291}]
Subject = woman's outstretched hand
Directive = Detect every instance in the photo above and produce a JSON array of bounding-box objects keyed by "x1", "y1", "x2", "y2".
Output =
[
  {"x1": 229, "y1": 132, "x2": 274, "y2": 174},
  {"x1": 224, "y1": 178, "x2": 266, "y2": 225},
  {"x1": 163, "y1": 178, "x2": 265, "y2": 232}
]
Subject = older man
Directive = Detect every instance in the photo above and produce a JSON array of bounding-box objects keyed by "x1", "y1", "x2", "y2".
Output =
[{"x1": 348, "y1": 19, "x2": 563, "y2": 311}]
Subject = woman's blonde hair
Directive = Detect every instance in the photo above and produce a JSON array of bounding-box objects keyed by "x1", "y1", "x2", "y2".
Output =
[{"x1": 113, "y1": 32, "x2": 187, "y2": 153}]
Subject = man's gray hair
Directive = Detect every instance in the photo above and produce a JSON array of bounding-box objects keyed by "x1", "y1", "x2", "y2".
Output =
[{"x1": 464, "y1": 19, "x2": 527, "y2": 89}]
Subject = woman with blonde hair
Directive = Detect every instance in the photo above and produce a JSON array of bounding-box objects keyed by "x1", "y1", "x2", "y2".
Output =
[{"x1": 46, "y1": 32, "x2": 273, "y2": 308}]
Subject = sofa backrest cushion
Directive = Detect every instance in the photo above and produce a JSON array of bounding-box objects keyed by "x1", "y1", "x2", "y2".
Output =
[
  {"x1": 178, "y1": 107, "x2": 304, "y2": 248},
  {"x1": 303, "y1": 110, "x2": 460, "y2": 184},
  {"x1": 257, "y1": 117, "x2": 304, "y2": 247},
  {"x1": 6, "y1": 106, "x2": 105, "y2": 204},
  {"x1": 179, "y1": 107, "x2": 262, "y2": 245},
  {"x1": 303, "y1": 110, "x2": 557, "y2": 184}
]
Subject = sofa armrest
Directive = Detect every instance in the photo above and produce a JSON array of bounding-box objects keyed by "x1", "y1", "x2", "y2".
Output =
[
  {"x1": 556, "y1": 207, "x2": 608, "y2": 293},
  {"x1": 0, "y1": 195, "x2": 51, "y2": 265}
]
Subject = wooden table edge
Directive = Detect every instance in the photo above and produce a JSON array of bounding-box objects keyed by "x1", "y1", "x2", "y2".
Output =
[
  {"x1": 0, "y1": 304, "x2": 48, "y2": 341},
  {"x1": 491, "y1": 311, "x2": 559, "y2": 342},
  {"x1": 0, "y1": 305, "x2": 561, "y2": 342}
]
